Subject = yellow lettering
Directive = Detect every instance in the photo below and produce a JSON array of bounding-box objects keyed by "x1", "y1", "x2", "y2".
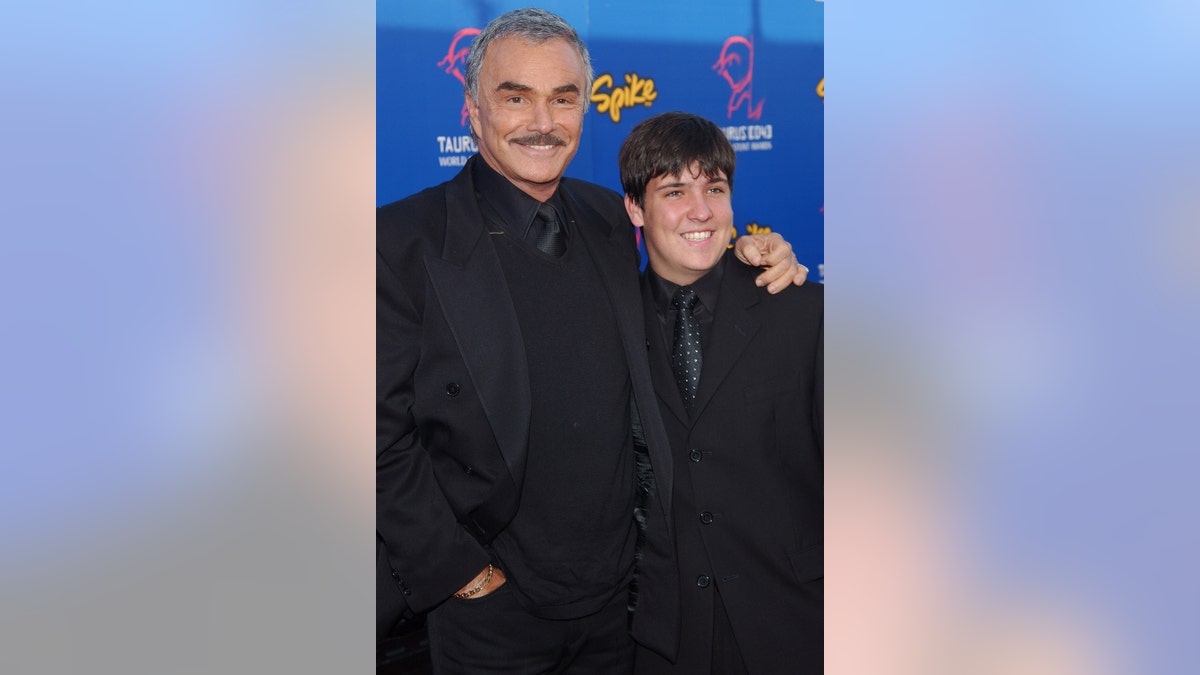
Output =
[
  {"x1": 591, "y1": 73, "x2": 614, "y2": 117},
  {"x1": 642, "y1": 78, "x2": 657, "y2": 103},
  {"x1": 609, "y1": 87, "x2": 626, "y2": 122},
  {"x1": 590, "y1": 72, "x2": 659, "y2": 123}
]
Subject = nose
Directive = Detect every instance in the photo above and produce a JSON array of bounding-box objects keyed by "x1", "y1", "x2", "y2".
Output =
[
  {"x1": 688, "y1": 194, "x2": 713, "y2": 222},
  {"x1": 529, "y1": 100, "x2": 554, "y2": 134}
]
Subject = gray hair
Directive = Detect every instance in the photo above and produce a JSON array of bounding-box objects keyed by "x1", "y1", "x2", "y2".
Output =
[{"x1": 464, "y1": 8, "x2": 594, "y2": 119}]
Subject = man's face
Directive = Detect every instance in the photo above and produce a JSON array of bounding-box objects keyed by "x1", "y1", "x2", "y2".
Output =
[
  {"x1": 625, "y1": 164, "x2": 734, "y2": 286},
  {"x1": 467, "y1": 36, "x2": 586, "y2": 202}
]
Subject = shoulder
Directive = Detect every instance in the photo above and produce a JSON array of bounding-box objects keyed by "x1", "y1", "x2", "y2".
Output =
[
  {"x1": 560, "y1": 177, "x2": 624, "y2": 214},
  {"x1": 378, "y1": 160, "x2": 476, "y2": 232},
  {"x1": 765, "y1": 278, "x2": 823, "y2": 321},
  {"x1": 724, "y1": 253, "x2": 823, "y2": 318},
  {"x1": 560, "y1": 176, "x2": 636, "y2": 252},
  {"x1": 559, "y1": 177, "x2": 640, "y2": 261},
  {"x1": 561, "y1": 176, "x2": 621, "y2": 200},
  {"x1": 378, "y1": 182, "x2": 448, "y2": 231},
  {"x1": 377, "y1": 179, "x2": 453, "y2": 257}
]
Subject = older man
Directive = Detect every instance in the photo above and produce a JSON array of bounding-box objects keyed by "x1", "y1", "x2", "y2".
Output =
[{"x1": 377, "y1": 8, "x2": 805, "y2": 672}]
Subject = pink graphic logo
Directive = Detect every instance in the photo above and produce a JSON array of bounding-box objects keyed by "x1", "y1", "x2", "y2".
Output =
[
  {"x1": 437, "y1": 27, "x2": 481, "y2": 126},
  {"x1": 713, "y1": 35, "x2": 764, "y2": 120}
]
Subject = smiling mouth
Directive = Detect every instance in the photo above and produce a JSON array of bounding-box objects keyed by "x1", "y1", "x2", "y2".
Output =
[{"x1": 682, "y1": 231, "x2": 713, "y2": 242}]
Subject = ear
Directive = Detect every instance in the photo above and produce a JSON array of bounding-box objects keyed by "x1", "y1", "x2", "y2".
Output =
[
  {"x1": 466, "y1": 93, "x2": 481, "y2": 138},
  {"x1": 624, "y1": 194, "x2": 645, "y2": 228}
]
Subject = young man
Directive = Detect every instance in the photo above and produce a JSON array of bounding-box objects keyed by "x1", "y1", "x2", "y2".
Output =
[
  {"x1": 620, "y1": 112, "x2": 824, "y2": 674},
  {"x1": 376, "y1": 9, "x2": 807, "y2": 673}
]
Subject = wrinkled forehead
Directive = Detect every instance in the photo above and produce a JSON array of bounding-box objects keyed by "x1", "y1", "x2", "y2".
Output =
[{"x1": 482, "y1": 36, "x2": 586, "y2": 81}]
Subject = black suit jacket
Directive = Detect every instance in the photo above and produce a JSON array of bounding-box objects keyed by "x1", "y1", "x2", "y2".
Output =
[
  {"x1": 635, "y1": 254, "x2": 823, "y2": 674},
  {"x1": 376, "y1": 156, "x2": 681, "y2": 657}
]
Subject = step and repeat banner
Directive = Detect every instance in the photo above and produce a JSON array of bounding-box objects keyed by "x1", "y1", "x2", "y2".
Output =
[{"x1": 379, "y1": 0, "x2": 823, "y2": 278}]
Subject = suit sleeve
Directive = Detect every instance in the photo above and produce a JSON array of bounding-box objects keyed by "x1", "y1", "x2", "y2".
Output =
[{"x1": 376, "y1": 248, "x2": 491, "y2": 631}]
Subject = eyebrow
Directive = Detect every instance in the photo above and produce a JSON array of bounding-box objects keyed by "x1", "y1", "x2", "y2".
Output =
[
  {"x1": 496, "y1": 81, "x2": 533, "y2": 93},
  {"x1": 655, "y1": 176, "x2": 729, "y2": 190},
  {"x1": 495, "y1": 82, "x2": 581, "y2": 96}
]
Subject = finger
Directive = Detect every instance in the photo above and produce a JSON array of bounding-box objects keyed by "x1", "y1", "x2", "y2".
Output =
[
  {"x1": 763, "y1": 256, "x2": 807, "y2": 294},
  {"x1": 760, "y1": 238, "x2": 793, "y2": 266},
  {"x1": 755, "y1": 262, "x2": 789, "y2": 292},
  {"x1": 734, "y1": 235, "x2": 766, "y2": 266},
  {"x1": 792, "y1": 263, "x2": 809, "y2": 286}
]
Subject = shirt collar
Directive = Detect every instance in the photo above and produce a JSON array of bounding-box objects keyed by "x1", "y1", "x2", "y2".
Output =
[
  {"x1": 648, "y1": 252, "x2": 726, "y2": 317},
  {"x1": 472, "y1": 156, "x2": 568, "y2": 239}
]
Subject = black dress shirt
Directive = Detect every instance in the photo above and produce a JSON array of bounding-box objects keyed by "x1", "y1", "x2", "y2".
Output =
[
  {"x1": 647, "y1": 254, "x2": 727, "y2": 357},
  {"x1": 472, "y1": 157, "x2": 570, "y2": 247}
]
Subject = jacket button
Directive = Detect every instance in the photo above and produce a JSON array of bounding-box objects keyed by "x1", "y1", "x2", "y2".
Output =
[
  {"x1": 700, "y1": 511, "x2": 714, "y2": 524},
  {"x1": 689, "y1": 449, "x2": 703, "y2": 462},
  {"x1": 464, "y1": 465, "x2": 473, "y2": 475},
  {"x1": 696, "y1": 575, "x2": 711, "y2": 588},
  {"x1": 445, "y1": 382, "x2": 461, "y2": 397}
]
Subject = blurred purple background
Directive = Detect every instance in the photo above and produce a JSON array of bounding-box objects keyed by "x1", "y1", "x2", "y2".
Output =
[{"x1": 2, "y1": 0, "x2": 1198, "y2": 672}]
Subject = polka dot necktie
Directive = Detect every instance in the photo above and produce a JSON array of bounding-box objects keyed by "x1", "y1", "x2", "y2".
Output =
[
  {"x1": 671, "y1": 286, "x2": 703, "y2": 411},
  {"x1": 534, "y1": 202, "x2": 566, "y2": 257}
]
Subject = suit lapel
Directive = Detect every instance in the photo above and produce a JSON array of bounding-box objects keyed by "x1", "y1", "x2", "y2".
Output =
[
  {"x1": 564, "y1": 183, "x2": 673, "y2": 518},
  {"x1": 423, "y1": 160, "x2": 531, "y2": 480},
  {"x1": 691, "y1": 258, "x2": 761, "y2": 421}
]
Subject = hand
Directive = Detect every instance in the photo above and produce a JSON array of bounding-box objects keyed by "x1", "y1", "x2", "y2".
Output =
[
  {"x1": 454, "y1": 564, "x2": 507, "y2": 600},
  {"x1": 733, "y1": 232, "x2": 809, "y2": 293}
]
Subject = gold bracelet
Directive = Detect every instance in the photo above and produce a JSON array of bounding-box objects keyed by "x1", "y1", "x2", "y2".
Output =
[{"x1": 453, "y1": 564, "x2": 494, "y2": 599}]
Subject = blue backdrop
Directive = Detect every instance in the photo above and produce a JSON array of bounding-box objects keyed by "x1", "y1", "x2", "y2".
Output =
[{"x1": 378, "y1": 0, "x2": 823, "y2": 278}]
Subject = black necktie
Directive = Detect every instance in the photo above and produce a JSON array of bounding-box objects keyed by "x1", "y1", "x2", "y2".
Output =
[
  {"x1": 533, "y1": 202, "x2": 566, "y2": 256},
  {"x1": 671, "y1": 286, "x2": 703, "y2": 411}
]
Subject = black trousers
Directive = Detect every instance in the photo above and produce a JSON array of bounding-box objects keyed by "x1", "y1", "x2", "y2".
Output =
[{"x1": 426, "y1": 583, "x2": 634, "y2": 674}]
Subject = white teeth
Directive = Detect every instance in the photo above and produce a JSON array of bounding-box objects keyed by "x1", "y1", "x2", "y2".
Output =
[
  {"x1": 682, "y1": 231, "x2": 712, "y2": 241},
  {"x1": 528, "y1": 145, "x2": 554, "y2": 150}
]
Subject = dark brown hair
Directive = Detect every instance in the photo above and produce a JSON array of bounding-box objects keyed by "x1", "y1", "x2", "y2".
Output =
[{"x1": 618, "y1": 111, "x2": 736, "y2": 207}]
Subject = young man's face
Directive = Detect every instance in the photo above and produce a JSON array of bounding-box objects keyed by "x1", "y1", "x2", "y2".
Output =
[
  {"x1": 625, "y1": 164, "x2": 734, "y2": 285},
  {"x1": 466, "y1": 36, "x2": 586, "y2": 203}
]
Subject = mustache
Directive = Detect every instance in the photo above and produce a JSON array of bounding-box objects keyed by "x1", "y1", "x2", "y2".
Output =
[{"x1": 511, "y1": 133, "x2": 567, "y2": 147}]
